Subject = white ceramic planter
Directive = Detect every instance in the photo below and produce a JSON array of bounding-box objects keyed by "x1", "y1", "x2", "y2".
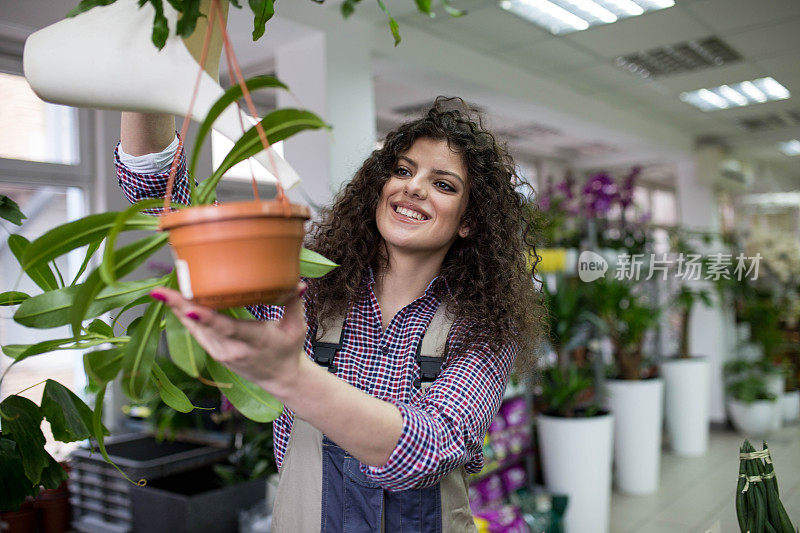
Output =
[
  {"x1": 766, "y1": 373, "x2": 785, "y2": 431},
  {"x1": 605, "y1": 378, "x2": 664, "y2": 495},
  {"x1": 728, "y1": 398, "x2": 779, "y2": 437},
  {"x1": 782, "y1": 390, "x2": 800, "y2": 423},
  {"x1": 660, "y1": 357, "x2": 710, "y2": 457},
  {"x1": 537, "y1": 412, "x2": 614, "y2": 533}
]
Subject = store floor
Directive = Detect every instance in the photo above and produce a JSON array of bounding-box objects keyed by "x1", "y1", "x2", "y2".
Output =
[{"x1": 609, "y1": 422, "x2": 800, "y2": 533}]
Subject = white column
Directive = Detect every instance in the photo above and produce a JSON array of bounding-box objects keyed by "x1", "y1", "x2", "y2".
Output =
[
  {"x1": 675, "y1": 155, "x2": 730, "y2": 423},
  {"x1": 275, "y1": 27, "x2": 376, "y2": 209}
]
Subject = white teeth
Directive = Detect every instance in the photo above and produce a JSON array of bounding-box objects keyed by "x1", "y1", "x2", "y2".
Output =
[{"x1": 395, "y1": 206, "x2": 426, "y2": 221}]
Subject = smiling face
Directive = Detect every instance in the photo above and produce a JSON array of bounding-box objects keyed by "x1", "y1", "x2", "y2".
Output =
[{"x1": 375, "y1": 137, "x2": 470, "y2": 261}]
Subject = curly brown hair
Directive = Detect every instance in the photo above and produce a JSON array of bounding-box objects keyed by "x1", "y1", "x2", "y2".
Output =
[{"x1": 305, "y1": 97, "x2": 546, "y2": 371}]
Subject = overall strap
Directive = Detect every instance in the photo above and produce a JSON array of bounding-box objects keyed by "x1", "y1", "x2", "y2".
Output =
[{"x1": 312, "y1": 302, "x2": 452, "y2": 388}]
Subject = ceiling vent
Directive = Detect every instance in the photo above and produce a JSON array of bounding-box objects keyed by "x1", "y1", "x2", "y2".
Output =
[
  {"x1": 614, "y1": 36, "x2": 741, "y2": 79},
  {"x1": 736, "y1": 111, "x2": 800, "y2": 132}
]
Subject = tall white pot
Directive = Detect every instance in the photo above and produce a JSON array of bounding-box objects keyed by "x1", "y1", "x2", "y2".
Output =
[
  {"x1": 605, "y1": 378, "x2": 664, "y2": 495},
  {"x1": 537, "y1": 412, "x2": 614, "y2": 533},
  {"x1": 783, "y1": 390, "x2": 800, "y2": 423},
  {"x1": 660, "y1": 358, "x2": 710, "y2": 456},
  {"x1": 766, "y1": 373, "x2": 785, "y2": 431}
]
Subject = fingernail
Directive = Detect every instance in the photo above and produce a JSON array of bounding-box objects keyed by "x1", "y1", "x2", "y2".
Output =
[
  {"x1": 299, "y1": 286, "x2": 308, "y2": 299},
  {"x1": 186, "y1": 311, "x2": 201, "y2": 321},
  {"x1": 150, "y1": 291, "x2": 167, "y2": 302}
]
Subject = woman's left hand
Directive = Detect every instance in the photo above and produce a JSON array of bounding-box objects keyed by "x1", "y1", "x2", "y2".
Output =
[{"x1": 149, "y1": 283, "x2": 308, "y2": 388}]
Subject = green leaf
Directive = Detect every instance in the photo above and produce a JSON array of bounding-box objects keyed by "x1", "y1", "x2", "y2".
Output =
[
  {"x1": 66, "y1": 0, "x2": 117, "y2": 18},
  {"x1": 221, "y1": 307, "x2": 254, "y2": 320},
  {"x1": 2, "y1": 337, "x2": 118, "y2": 365},
  {"x1": 440, "y1": 0, "x2": 466, "y2": 17},
  {"x1": 121, "y1": 301, "x2": 165, "y2": 399},
  {"x1": 15, "y1": 277, "x2": 164, "y2": 330},
  {"x1": 376, "y1": 0, "x2": 401, "y2": 46},
  {"x1": 0, "y1": 195, "x2": 26, "y2": 226},
  {"x1": 71, "y1": 240, "x2": 101, "y2": 286},
  {"x1": 196, "y1": 108, "x2": 329, "y2": 204},
  {"x1": 149, "y1": 0, "x2": 170, "y2": 49},
  {"x1": 206, "y1": 358, "x2": 283, "y2": 422},
  {"x1": 84, "y1": 348, "x2": 126, "y2": 385},
  {"x1": 23, "y1": 212, "x2": 157, "y2": 272},
  {"x1": 41, "y1": 380, "x2": 109, "y2": 442},
  {"x1": 414, "y1": 0, "x2": 433, "y2": 14},
  {"x1": 39, "y1": 452, "x2": 68, "y2": 490},
  {"x1": 340, "y1": 0, "x2": 358, "y2": 18},
  {"x1": 8, "y1": 235, "x2": 58, "y2": 292},
  {"x1": 0, "y1": 396, "x2": 47, "y2": 485},
  {"x1": 190, "y1": 75, "x2": 289, "y2": 179},
  {"x1": 0, "y1": 291, "x2": 29, "y2": 306},
  {"x1": 87, "y1": 319, "x2": 114, "y2": 338},
  {"x1": 151, "y1": 363, "x2": 195, "y2": 413},
  {"x1": 0, "y1": 438, "x2": 36, "y2": 511},
  {"x1": 248, "y1": 0, "x2": 275, "y2": 40},
  {"x1": 69, "y1": 234, "x2": 168, "y2": 336},
  {"x1": 300, "y1": 248, "x2": 338, "y2": 278},
  {"x1": 174, "y1": 0, "x2": 201, "y2": 37},
  {"x1": 165, "y1": 309, "x2": 207, "y2": 377},
  {"x1": 92, "y1": 385, "x2": 143, "y2": 486},
  {"x1": 101, "y1": 199, "x2": 178, "y2": 286}
]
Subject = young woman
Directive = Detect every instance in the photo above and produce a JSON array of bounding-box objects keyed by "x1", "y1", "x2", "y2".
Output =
[{"x1": 117, "y1": 99, "x2": 546, "y2": 532}]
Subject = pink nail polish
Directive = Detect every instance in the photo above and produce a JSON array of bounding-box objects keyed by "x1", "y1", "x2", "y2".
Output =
[
  {"x1": 299, "y1": 286, "x2": 308, "y2": 299},
  {"x1": 150, "y1": 291, "x2": 167, "y2": 302},
  {"x1": 186, "y1": 311, "x2": 200, "y2": 321}
]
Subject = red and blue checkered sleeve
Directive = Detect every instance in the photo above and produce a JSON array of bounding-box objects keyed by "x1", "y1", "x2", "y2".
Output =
[
  {"x1": 114, "y1": 141, "x2": 192, "y2": 206},
  {"x1": 363, "y1": 335, "x2": 517, "y2": 491}
]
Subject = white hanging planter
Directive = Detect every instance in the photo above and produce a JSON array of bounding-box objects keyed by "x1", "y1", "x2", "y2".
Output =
[
  {"x1": 728, "y1": 398, "x2": 779, "y2": 437},
  {"x1": 605, "y1": 378, "x2": 664, "y2": 495},
  {"x1": 660, "y1": 357, "x2": 710, "y2": 457},
  {"x1": 536, "y1": 412, "x2": 614, "y2": 533},
  {"x1": 23, "y1": 0, "x2": 299, "y2": 188},
  {"x1": 781, "y1": 389, "x2": 799, "y2": 424}
]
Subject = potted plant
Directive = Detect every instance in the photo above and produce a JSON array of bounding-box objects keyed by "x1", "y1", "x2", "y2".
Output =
[
  {"x1": 586, "y1": 278, "x2": 663, "y2": 495},
  {"x1": 725, "y1": 366, "x2": 780, "y2": 437},
  {"x1": 536, "y1": 277, "x2": 613, "y2": 533},
  {"x1": 536, "y1": 364, "x2": 613, "y2": 533},
  {"x1": 1, "y1": 0, "x2": 461, "y2": 511},
  {"x1": 660, "y1": 285, "x2": 713, "y2": 456}
]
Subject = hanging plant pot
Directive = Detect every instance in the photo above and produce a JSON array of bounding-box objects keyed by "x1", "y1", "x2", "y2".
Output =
[{"x1": 160, "y1": 200, "x2": 310, "y2": 308}]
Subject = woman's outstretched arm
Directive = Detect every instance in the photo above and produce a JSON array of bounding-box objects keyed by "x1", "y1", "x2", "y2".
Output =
[{"x1": 150, "y1": 285, "x2": 405, "y2": 468}]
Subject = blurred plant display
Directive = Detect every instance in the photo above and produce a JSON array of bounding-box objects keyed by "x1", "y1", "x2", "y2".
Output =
[{"x1": 535, "y1": 167, "x2": 650, "y2": 252}]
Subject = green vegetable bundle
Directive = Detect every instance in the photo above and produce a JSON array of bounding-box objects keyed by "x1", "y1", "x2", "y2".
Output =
[{"x1": 736, "y1": 440, "x2": 796, "y2": 533}]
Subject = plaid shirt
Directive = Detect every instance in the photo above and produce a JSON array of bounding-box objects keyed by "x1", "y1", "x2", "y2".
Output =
[{"x1": 115, "y1": 143, "x2": 517, "y2": 491}]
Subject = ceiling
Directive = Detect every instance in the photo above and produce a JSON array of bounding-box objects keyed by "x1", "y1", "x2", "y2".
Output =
[
  {"x1": 351, "y1": 0, "x2": 800, "y2": 177},
  {"x1": 2, "y1": 0, "x2": 798, "y2": 183}
]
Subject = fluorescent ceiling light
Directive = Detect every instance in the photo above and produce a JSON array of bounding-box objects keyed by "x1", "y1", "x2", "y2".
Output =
[
  {"x1": 779, "y1": 139, "x2": 800, "y2": 156},
  {"x1": 681, "y1": 77, "x2": 791, "y2": 112},
  {"x1": 739, "y1": 81, "x2": 767, "y2": 103},
  {"x1": 499, "y1": 0, "x2": 673, "y2": 34}
]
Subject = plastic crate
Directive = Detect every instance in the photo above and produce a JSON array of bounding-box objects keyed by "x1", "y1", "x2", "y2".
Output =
[{"x1": 69, "y1": 433, "x2": 232, "y2": 533}]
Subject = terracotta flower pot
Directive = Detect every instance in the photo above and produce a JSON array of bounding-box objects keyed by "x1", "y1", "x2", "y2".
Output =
[
  {"x1": 0, "y1": 497, "x2": 37, "y2": 533},
  {"x1": 159, "y1": 200, "x2": 310, "y2": 308}
]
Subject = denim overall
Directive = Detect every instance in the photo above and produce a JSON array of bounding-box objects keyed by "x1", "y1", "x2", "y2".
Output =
[{"x1": 270, "y1": 304, "x2": 476, "y2": 533}]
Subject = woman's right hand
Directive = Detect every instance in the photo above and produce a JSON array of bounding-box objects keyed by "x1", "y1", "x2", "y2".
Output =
[{"x1": 149, "y1": 282, "x2": 310, "y2": 390}]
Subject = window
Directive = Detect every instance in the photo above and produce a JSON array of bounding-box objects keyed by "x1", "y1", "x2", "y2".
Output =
[
  {"x1": 0, "y1": 183, "x2": 87, "y2": 459},
  {"x1": 0, "y1": 72, "x2": 80, "y2": 165}
]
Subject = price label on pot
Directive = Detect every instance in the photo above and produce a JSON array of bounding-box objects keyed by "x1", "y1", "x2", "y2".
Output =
[{"x1": 175, "y1": 259, "x2": 194, "y2": 299}]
